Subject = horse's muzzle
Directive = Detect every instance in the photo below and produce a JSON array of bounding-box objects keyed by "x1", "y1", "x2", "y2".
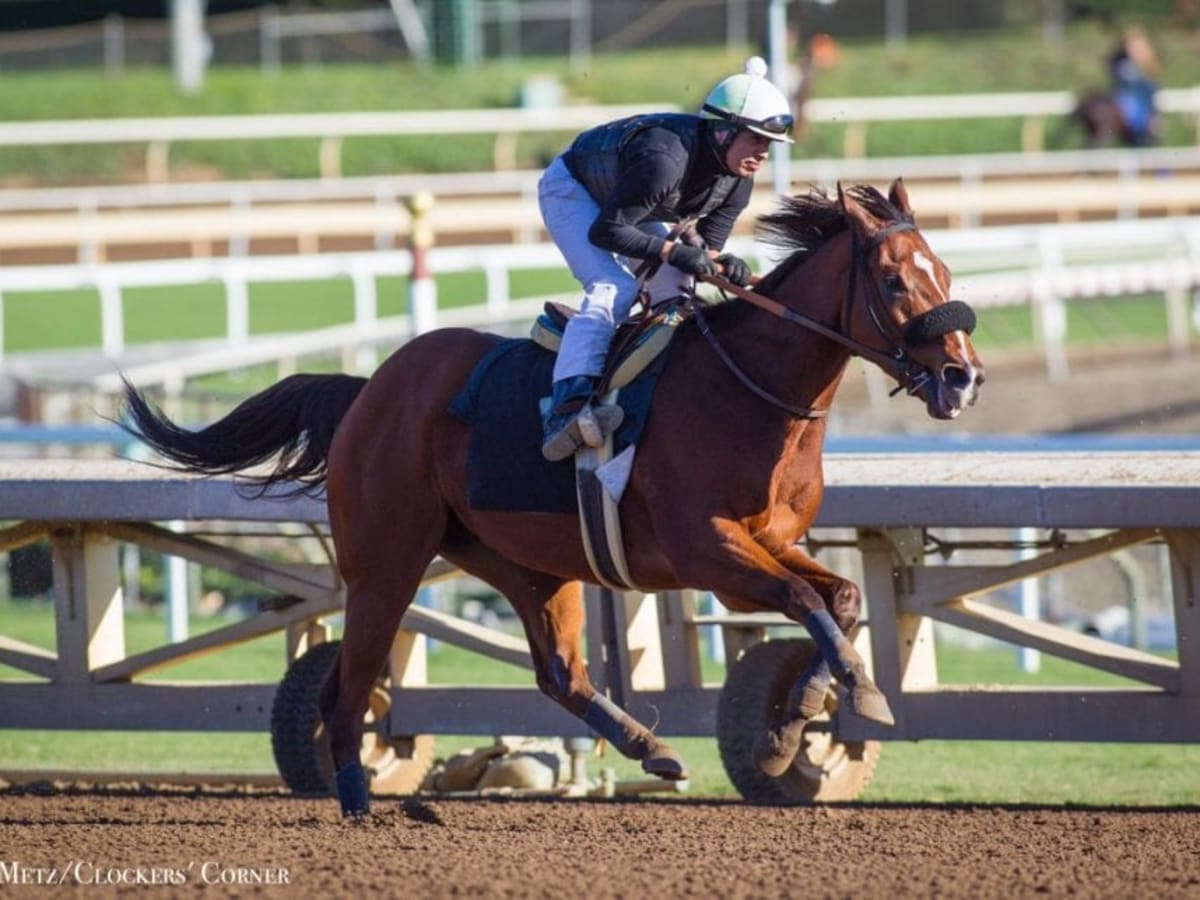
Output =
[{"x1": 924, "y1": 360, "x2": 984, "y2": 419}]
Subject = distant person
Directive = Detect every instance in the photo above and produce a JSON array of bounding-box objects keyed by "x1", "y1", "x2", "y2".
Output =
[
  {"x1": 1108, "y1": 25, "x2": 1162, "y2": 146},
  {"x1": 535, "y1": 57, "x2": 794, "y2": 462}
]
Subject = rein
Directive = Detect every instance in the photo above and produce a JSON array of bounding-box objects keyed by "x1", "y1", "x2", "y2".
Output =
[
  {"x1": 691, "y1": 300, "x2": 829, "y2": 419},
  {"x1": 695, "y1": 219, "x2": 957, "y2": 415}
]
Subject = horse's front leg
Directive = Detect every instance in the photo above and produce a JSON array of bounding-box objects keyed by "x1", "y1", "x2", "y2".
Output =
[
  {"x1": 721, "y1": 543, "x2": 885, "y2": 777},
  {"x1": 685, "y1": 522, "x2": 894, "y2": 734}
]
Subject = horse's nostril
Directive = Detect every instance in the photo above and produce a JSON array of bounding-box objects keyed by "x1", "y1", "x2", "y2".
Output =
[{"x1": 943, "y1": 365, "x2": 970, "y2": 390}]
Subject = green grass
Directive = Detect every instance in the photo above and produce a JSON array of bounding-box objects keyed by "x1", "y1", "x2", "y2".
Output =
[
  {"x1": 0, "y1": 263, "x2": 1171, "y2": 358},
  {"x1": 2, "y1": 599, "x2": 1197, "y2": 805},
  {"x1": 2, "y1": 268, "x2": 575, "y2": 354},
  {"x1": 1, "y1": 24, "x2": 1199, "y2": 183},
  {"x1": 2, "y1": 25, "x2": 1190, "y2": 358}
]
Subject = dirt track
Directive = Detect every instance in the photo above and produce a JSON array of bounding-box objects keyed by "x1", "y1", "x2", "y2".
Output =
[
  {"x1": 833, "y1": 343, "x2": 1200, "y2": 437},
  {"x1": 2, "y1": 787, "x2": 1198, "y2": 898}
]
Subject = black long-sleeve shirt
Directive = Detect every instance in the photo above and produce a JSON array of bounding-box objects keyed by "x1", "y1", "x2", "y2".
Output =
[{"x1": 563, "y1": 114, "x2": 752, "y2": 261}]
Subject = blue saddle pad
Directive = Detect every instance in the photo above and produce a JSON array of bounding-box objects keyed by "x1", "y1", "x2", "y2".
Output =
[{"x1": 447, "y1": 337, "x2": 671, "y2": 514}]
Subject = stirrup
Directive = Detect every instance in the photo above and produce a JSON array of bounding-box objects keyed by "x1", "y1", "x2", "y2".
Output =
[{"x1": 541, "y1": 404, "x2": 624, "y2": 462}]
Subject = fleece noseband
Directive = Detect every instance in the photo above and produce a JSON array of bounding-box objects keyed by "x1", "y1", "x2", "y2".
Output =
[{"x1": 901, "y1": 299, "x2": 977, "y2": 345}]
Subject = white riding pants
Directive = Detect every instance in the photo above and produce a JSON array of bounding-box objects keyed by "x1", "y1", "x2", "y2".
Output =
[{"x1": 538, "y1": 154, "x2": 692, "y2": 382}]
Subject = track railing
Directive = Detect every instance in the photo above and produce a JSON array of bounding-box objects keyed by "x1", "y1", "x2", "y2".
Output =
[
  {"x1": 0, "y1": 217, "x2": 1197, "y2": 390},
  {"x1": 5, "y1": 145, "x2": 1200, "y2": 263}
]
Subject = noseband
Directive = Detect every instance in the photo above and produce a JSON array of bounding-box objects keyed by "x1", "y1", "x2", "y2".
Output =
[
  {"x1": 694, "y1": 218, "x2": 976, "y2": 416},
  {"x1": 846, "y1": 221, "x2": 977, "y2": 396}
]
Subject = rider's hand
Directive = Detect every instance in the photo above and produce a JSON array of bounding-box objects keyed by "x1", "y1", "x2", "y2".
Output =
[
  {"x1": 715, "y1": 253, "x2": 752, "y2": 287},
  {"x1": 667, "y1": 243, "x2": 717, "y2": 278}
]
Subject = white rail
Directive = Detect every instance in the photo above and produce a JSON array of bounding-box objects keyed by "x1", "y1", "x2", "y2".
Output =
[
  {"x1": 0, "y1": 87, "x2": 1196, "y2": 179},
  {"x1": 806, "y1": 87, "x2": 1200, "y2": 155},
  {"x1": 3, "y1": 146, "x2": 1197, "y2": 215},
  {"x1": 4, "y1": 145, "x2": 1200, "y2": 266},
  {"x1": 0, "y1": 103, "x2": 676, "y2": 181},
  {"x1": 1, "y1": 217, "x2": 1197, "y2": 389}
]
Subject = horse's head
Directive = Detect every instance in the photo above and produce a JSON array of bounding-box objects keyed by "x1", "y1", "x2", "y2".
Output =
[{"x1": 835, "y1": 179, "x2": 985, "y2": 420}]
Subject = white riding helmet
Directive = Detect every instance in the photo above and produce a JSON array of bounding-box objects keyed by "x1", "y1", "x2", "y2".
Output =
[{"x1": 701, "y1": 56, "x2": 795, "y2": 144}]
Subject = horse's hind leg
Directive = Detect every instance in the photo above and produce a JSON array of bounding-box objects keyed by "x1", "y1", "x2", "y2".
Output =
[
  {"x1": 321, "y1": 503, "x2": 446, "y2": 817},
  {"x1": 440, "y1": 540, "x2": 686, "y2": 781}
]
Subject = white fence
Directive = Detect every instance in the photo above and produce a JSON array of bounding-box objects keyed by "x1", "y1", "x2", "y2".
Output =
[
  {"x1": 3, "y1": 143, "x2": 1199, "y2": 219},
  {"x1": 1, "y1": 216, "x2": 1198, "y2": 392},
  {"x1": 806, "y1": 87, "x2": 1200, "y2": 156},
  {"x1": 0, "y1": 103, "x2": 677, "y2": 182},
  {"x1": 2, "y1": 87, "x2": 1198, "y2": 182},
  {"x1": 5, "y1": 147, "x2": 1200, "y2": 265}
]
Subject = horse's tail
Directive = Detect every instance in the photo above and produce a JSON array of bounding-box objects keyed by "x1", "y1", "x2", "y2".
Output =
[{"x1": 120, "y1": 373, "x2": 368, "y2": 496}]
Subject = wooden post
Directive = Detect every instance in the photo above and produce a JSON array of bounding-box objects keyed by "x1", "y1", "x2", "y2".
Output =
[
  {"x1": 857, "y1": 527, "x2": 937, "y2": 735},
  {"x1": 406, "y1": 191, "x2": 437, "y2": 334},
  {"x1": 843, "y1": 122, "x2": 867, "y2": 158},
  {"x1": 656, "y1": 590, "x2": 702, "y2": 690},
  {"x1": 622, "y1": 591, "x2": 665, "y2": 691},
  {"x1": 1166, "y1": 283, "x2": 1190, "y2": 357},
  {"x1": 390, "y1": 627, "x2": 428, "y2": 687},
  {"x1": 318, "y1": 135, "x2": 343, "y2": 179},
  {"x1": 1166, "y1": 531, "x2": 1200, "y2": 698},
  {"x1": 1020, "y1": 116, "x2": 1045, "y2": 153},
  {"x1": 285, "y1": 617, "x2": 330, "y2": 663},
  {"x1": 50, "y1": 526, "x2": 125, "y2": 684}
]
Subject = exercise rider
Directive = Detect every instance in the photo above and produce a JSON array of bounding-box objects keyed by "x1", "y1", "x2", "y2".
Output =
[{"x1": 537, "y1": 57, "x2": 794, "y2": 461}]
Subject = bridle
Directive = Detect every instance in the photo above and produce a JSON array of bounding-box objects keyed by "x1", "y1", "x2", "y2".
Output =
[{"x1": 692, "y1": 219, "x2": 975, "y2": 419}]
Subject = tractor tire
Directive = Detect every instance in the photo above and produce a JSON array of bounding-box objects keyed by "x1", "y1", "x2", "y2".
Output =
[
  {"x1": 717, "y1": 637, "x2": 881, "y2": 804},
  {"x1": 270, "y1": 639, "x2": 434, "y2": 796}
]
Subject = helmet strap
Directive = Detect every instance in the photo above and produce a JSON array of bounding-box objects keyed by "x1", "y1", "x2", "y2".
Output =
[{"x1": 703, "y1": 119, "x2": 741, "y2": 168}]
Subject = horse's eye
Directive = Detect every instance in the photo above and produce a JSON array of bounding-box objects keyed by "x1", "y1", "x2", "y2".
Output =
[{"x1": 883, "y1": 272, "x2": 906, "y2": 294}]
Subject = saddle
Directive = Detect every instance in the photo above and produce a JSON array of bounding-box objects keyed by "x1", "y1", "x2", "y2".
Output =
[
  {"x1": 530, "y1": 298, "x2": 690, "y2": 395},
  {"x1": 531, "y1": 297, "x2": 691, "y2": 592}
]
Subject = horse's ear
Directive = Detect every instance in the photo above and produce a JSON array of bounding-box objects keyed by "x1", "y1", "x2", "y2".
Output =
[
  {"x1": 838, "y1": 181, "x2": 879, "y2": 241},
  {"x1": 888, "y1": 178, "x2": 915, "y2": 221}
]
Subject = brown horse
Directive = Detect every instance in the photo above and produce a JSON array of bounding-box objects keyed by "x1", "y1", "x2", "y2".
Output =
[
  {"x1": 121, "y1": 180, "x2": 984, "y2": 815},
  {"x1": 1070, "y1": 89, "x2": 1158, "y2": 149}
]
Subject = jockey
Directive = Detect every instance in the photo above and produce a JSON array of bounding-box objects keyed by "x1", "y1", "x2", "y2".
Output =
[
  {"x1": 537, "y1": 57, "x2": 794, "y2": 462},
  {"x1": 1108, "y1": 26, "x2": 1160, "y2": 146}
]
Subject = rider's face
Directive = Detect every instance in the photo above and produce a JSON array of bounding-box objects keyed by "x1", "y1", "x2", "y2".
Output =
[{"x1": 724, "y1": 130, "x2": 772, "y2": 177}]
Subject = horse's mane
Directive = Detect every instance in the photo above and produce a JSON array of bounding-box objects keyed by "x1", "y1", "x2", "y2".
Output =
[
  {"x1": 701, "y1": 184, "x2": 906, "y2": 328},
  {"x1": 753, "y1": 184, "x2": 906, "y2": 294}
]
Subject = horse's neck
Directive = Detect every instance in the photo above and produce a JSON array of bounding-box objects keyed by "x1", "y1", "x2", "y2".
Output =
[{"x1": 719, "y1": 245, "x2": 853, "y2": 413}]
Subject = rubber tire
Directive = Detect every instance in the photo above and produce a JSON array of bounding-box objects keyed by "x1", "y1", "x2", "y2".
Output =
[
  {"x1": 717, "y1": 638, "x2": 881, "y2": 804},
  {"x1": 270, "y1": 640, "x2": 435, "y2": 797}
]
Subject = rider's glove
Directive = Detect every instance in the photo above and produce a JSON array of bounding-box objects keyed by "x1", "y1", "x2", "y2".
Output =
[
  {"x1": 667, "y1": 242, "x2": 717, "y2": 278},
  {"x1": 715, "y1": 253, "x2": 752, "y2": 287}
]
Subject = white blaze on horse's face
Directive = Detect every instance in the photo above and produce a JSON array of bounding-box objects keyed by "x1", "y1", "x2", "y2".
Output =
[
  {"x1": 903, "y1": 247, "x2": 984, "y2": 420},
  {"x1": 911, "y1": 252, "x2": 946, "y2": 301}
]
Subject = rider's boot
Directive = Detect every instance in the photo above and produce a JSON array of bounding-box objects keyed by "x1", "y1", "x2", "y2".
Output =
[{"x1": 541, "y1": 374, "x2": 624, "y2": 462}]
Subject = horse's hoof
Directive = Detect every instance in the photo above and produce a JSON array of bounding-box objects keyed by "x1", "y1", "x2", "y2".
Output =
[
  {"x1": 850, "y1": 684, "x2": 896, "y2": 726},
  {"x1": 335, "y1": 761, "x2": 371, "y2": 817},
  {"x1": 753, "y1": 724, "x2": 805, "y2": 778},
  {"x1": 641, "y1": 746, "x2": 688, "y2": 781}
]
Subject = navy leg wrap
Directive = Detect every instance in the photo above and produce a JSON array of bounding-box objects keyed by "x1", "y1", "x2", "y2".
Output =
[
  {"x1": 805, "y1": 608, "x2": 853, "y2": 682},
  {"x1": 582, "y1": 693, "x2": 648, "y2": 759},
  {"x1": 335, "y1": 761, "x2": 370, "y2": 817}
]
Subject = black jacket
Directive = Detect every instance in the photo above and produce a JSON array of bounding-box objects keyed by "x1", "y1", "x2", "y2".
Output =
[{"x1": 563, "y1": 113, "x2": 752, "y2": 261}]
